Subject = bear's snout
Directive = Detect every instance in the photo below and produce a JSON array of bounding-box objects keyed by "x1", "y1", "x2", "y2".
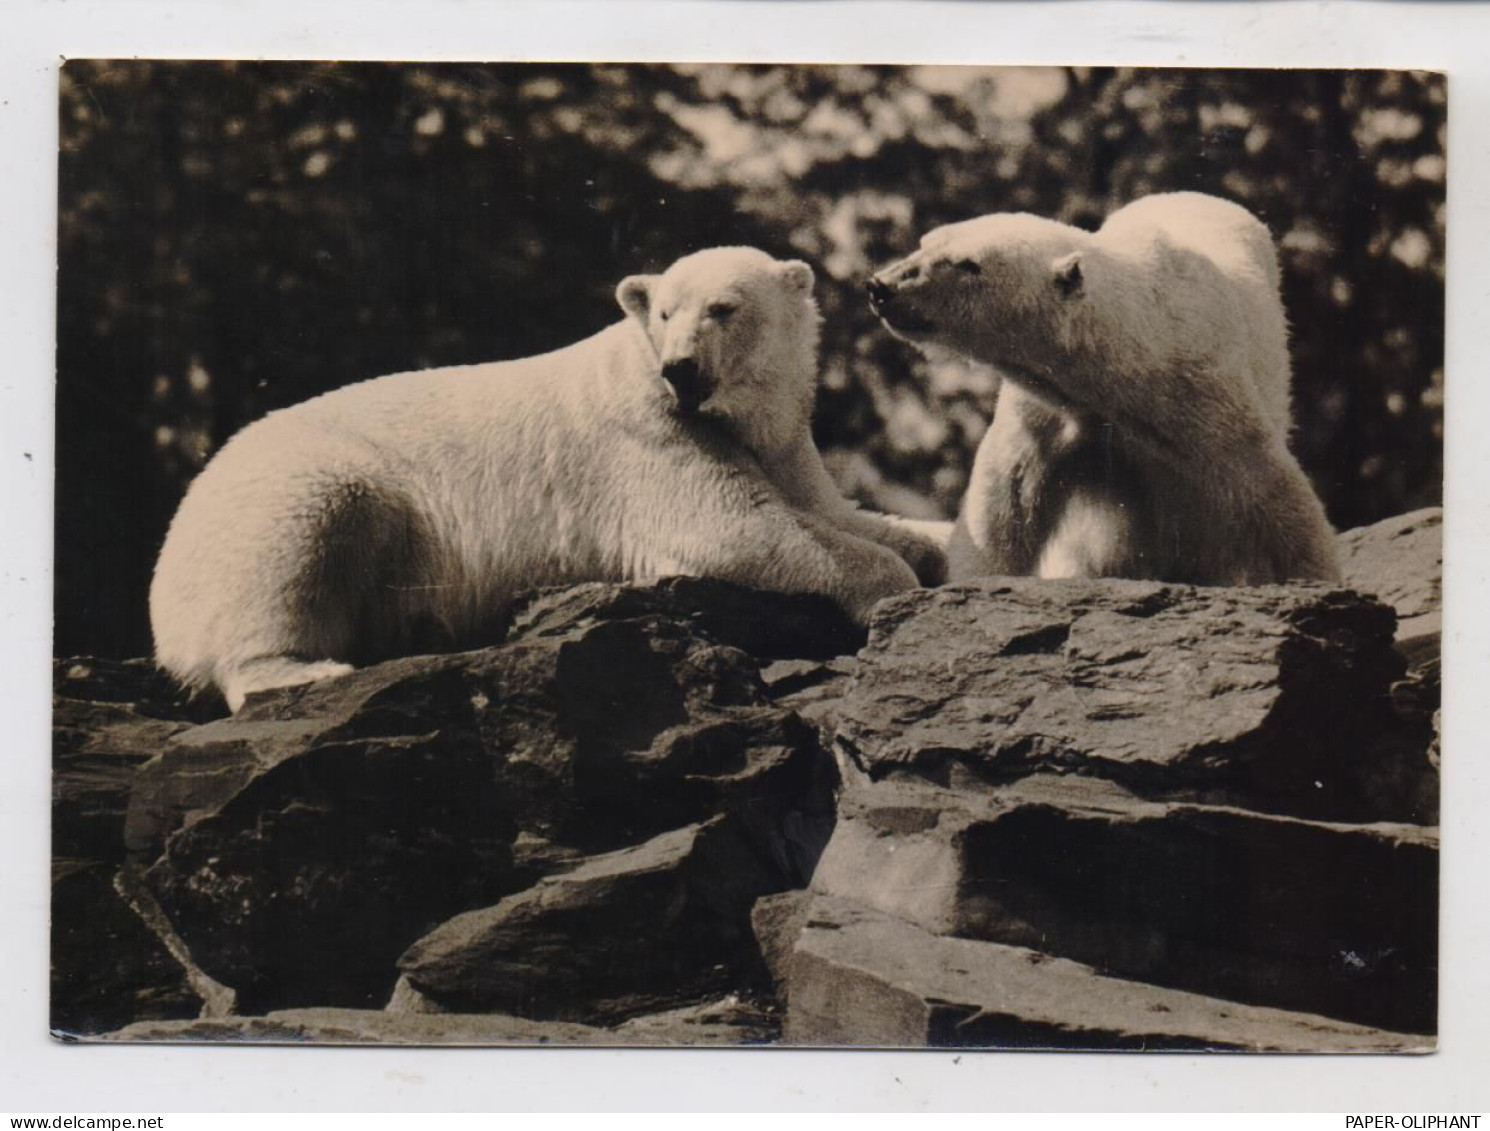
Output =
[
  {"x1": 865, "y1": 275, "x2": 896, "y2": 308},
  {"x1": 867, "y1": 265, "x2": 937, "y2": 335},
  {"x1": 660, "y1": 357, "x2": 714, "y2": 414}
]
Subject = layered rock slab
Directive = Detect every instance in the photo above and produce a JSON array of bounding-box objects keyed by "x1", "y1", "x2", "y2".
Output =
[
  {"x1": 783, "y1": 896, "x2": 1430, "y2": 1052},
  {"x1": 1337, "y1": 506, "x2": 1442, "y2": 663},
  {"x1": 835, "y1": 578, "x2": 1424, "y2": 821},
  {"x1": 102, "y1": 1008, "x2": 608, "y2": 1046},
  {"x1": 396, "y1": 817, "x2": 791, "y2": 1024},
  {"x1": 53, "y1": 657, "x2": 208, "y2": 863},
  {"x1": 810, "y1": 774, "x2": 1437, "y2": 1034},
  {"x1": 100, "y1": 995, "x2": 778, "y2": 1046}
]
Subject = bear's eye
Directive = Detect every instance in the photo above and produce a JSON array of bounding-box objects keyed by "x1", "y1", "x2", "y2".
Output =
[
  {"x1": 707, "y1": 301, "x2": 739, "y2": 321},
  {"x1": 954, "y1": 259, "x2": 982, "y2": 275},
  {"x1": 659, "y1": 309, "x2": 672, "y2": 322}
]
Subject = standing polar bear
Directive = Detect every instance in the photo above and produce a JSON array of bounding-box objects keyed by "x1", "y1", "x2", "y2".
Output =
[
  {"x1": 867, "y1": 192, "x2": 1341, "y2": 585},
  {"x1": 151, "y1": 247, "x2": 943, "y2": 711}
]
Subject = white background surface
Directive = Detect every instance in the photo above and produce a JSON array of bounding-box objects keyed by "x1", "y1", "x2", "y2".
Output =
[{"x1": 2, "y1": 0, "x2": 1486, "y2": 1113}]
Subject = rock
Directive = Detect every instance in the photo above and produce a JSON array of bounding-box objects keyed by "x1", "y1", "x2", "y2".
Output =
[
  {"x1": 760, "y1": 657, "x2": 856, "y2": 731},
  {"x1": 141, "y1": 690, "x2": 520, "y2": 1011},
  {"x1": 835, "y1": 579, "x2": 1413, "y2": 819},
  {"x1": 54, "y1": 656, "x2": 226, "y2": 724},
  {"x1": 54, "y1": 701, "x2": 189, "y2": 864},
  {"x1": 1338, "y1": 507, "x2": 1442, "y2": 657},
  {"x1": 54, "y1": 553, "x2": 1441, "y2": 1048},
  {"x1": 608, "y1": 996, "x2": 781, "y2": 1045},
  {"x1": 396, "y1": 817, "x2": 791, "y2": 1025},
  {"x1": 53, "y1": 656, "x2": 220, "y2": 864},
  {"x1": 783, "y1": 895, "x2": 1431, "y2": 1051},
  {"x1": 811, "y1": 772, "x2": 1437, "y2": 1034},
  {"x1": 751, "y1": 889, "x2": 814, "y2": 994},
  {"x1": 98, "y1": 996, "x2": 779, "y2": 1046},
  {"x1": 99, "y1": 1007, "x2": 609, "y2": 1045},
  {"x1": 122, "y1": 653, "x2": 496, "y2": 861},
  {"x1": 1337, "y1": 508, "x2": 1443, "y2": 821},
  {"x1": 505, "y1": 577, "x2": 865, "y2": 662},
  {"x1": 490, "y1": 580, "x2": 840, "y2": 857},
  {"x1": 130, "y1": 579, "x2": 841, "y2": 1013},
  {"x1": 128, "y1": 579, "x2": 842, "y2": 862},
  {"x1": 50, "y1": 861, "x2": 206, "y2": 1038}
]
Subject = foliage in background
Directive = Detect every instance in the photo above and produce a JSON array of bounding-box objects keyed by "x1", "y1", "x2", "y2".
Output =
[{"x1": 57, "y1": 62, "x2": 1445, "y2": 658}]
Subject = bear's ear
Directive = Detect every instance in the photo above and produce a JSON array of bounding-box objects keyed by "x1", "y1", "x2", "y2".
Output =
[
  {"x1": 616, "y1": 274, "x2": 657, "y2": 321},
  {"x1": 1052, "y1": 252, "x2": 1084, "y2": 298},
  {"x1": 778, "y1": 259, "x2": 815, "y2": 294}
]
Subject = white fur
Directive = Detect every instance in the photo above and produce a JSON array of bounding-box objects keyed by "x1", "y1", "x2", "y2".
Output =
[
  {"x1": 873, "y1": 192, "x2": 1340, "y2": 586},
  {"x1": 151, "y1": 247, "x2": 942, "y2": 711},
  {"x1": 1035, "y1": 491, "x2": 1134, "y2": 580}
]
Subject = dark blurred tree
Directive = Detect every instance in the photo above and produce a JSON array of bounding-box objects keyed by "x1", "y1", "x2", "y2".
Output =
[{"x1": 56, "y1": 62, "x2": 1444, "y2": 659}]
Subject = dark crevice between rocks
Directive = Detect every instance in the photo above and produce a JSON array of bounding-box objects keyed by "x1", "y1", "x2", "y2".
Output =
[
  {"x1": 999, "y1": 621, "x2": 1073, "y2": 655},
  {"x1": 950, "y1": 804, "x2": 1438, "y2": 1034},
  {"x1": 936, "y1": 1007, "x2": 1230, "y2": 1052}
]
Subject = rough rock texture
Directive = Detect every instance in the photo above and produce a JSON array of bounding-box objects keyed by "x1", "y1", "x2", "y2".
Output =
[
  {"x1": 102, "y1": 1008, "x2": 610, "y2": 1046},
  {"x1": 53, "y1": 658, "x2": 207, "y2": 863},
  {"x1": 138, "y1": 673, "x2": 520, "y2": 1012},
  {"x1": 835, "y1": 579, "x2": 1425, "y2": 822},
  {"x1": 50, "y1": 861, "x2": 205, "y2": 1037},
  {"x1": 760, "y1": 658, "x2": 857, "y2": 732},
  {"x1": 1338, "y1": 508, "x2": 1443, "y2": 820},
  {"x1": 51, "y1": 515, "x2": 1438, "y2": 1050},
  {"x1": 810, "y1": 772, "x2": 1437, "y2": 1034},
  {"x1": 751, "y1": 889, "x2": 815, "y2": 992},
  {"x1": 396, "y1": 817, "x2": 790, "y2": 1023},
  {"x1": 51, "y1": 659, "x2": 231, "y2": 1037},
  {"x1": 98, "y1": 579, "x2": 838, "y2": 1020},
  {"x1": 1338, "y1": 506, "x2": 1442, "y2": 662},
  {"x1": 102, "y1": 995, "x2": 779, "y2": 1046},
  {"x1": 607, "y1": 995, "x2": 780, "y2": 1045},
  {"x1": 505, "y1": 577, "x2": 864, "y2": 661},
  {"x1": 783, "y1": 896, "x2": 1430, "y2": 1052}
]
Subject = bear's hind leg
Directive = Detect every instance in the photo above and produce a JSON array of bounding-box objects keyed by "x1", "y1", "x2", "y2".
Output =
[
  {"x1": 210, "y1": 480, "x2": 429, "y2": 711},
  {"x1": 220, "y1": 657, "x2": 357, "y2": 712}
]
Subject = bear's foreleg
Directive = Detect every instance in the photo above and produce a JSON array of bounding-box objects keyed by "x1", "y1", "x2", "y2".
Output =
[
  {"x1": 769, "y1": 434, "x2": 948, "y2": 586},
  {"x1": 624, "y1": 446, "x2": 920, "y2": 624},
  {"x1": 951, "y1": 383, "x2": 1077, "y2": 581}
]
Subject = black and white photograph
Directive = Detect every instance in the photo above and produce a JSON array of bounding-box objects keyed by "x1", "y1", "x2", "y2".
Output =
[{"x1": 50, "y1": 60, "x2": 1444, "y2": 1055}]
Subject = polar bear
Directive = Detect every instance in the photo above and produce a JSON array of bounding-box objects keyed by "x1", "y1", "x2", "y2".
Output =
[
  {"x1": 866, "y1": 192, "x2": 1341, "y2": 585},
  {"x1": 151, "y1": 247, "x2": 943, "y2": 711}
]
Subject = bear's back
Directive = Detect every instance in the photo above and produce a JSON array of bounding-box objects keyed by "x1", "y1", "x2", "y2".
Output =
[
  {"x1": 1098, "y1": 192, "x2": 1292, "y2": 439},
  {"x1": 217, "y1": 322, "x2": 646, "y2": 468},
  {"x1": 1099, "y1": 192, "x2": 1279, "y2": 288}
]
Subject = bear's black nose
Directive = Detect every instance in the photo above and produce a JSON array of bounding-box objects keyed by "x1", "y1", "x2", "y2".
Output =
[
  {"x1": 865, "y1": 276, "x2": 895, "y2": 308},
  {"x1": 661, "y1": 357, "x2": 710, "y2": 414}
]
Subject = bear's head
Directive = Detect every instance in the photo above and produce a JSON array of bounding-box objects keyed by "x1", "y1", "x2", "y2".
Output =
[
  {"x1": 867, "y1": 214, "x2": 1099, "y2": 410},
  {"x1": 617, "y1": 247, "x2": 820, "y2": 451}
]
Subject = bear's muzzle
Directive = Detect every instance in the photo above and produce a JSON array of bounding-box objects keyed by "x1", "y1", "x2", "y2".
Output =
[
  {"x1": 660, "y1": 357, "x2": 715, "y2": 415},
  {"x1": 866, "y1": 271, "x2": 936, "y2": 334}
]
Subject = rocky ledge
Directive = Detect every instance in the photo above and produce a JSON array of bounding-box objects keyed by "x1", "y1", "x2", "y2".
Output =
[{"x1": 52, "y1": 509, "x2": 1441, "y2": 1050}]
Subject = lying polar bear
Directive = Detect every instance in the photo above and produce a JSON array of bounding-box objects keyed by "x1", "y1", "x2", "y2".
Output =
[{"x1": 151, "y1": 247, "x2": 944, "y2": 711}]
